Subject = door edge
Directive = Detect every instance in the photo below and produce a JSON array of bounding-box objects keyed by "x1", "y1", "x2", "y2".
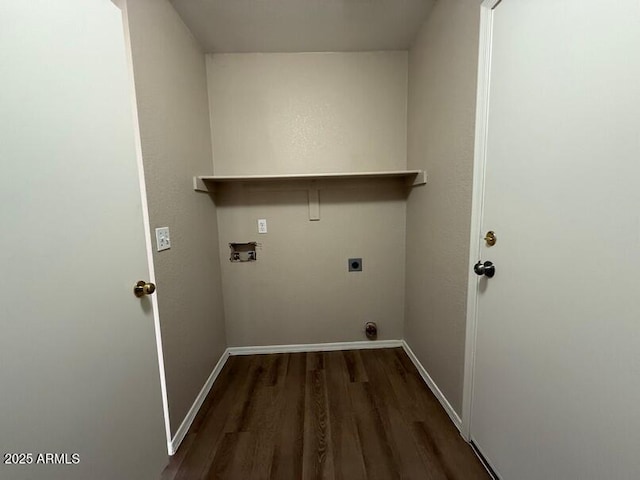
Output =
[
  {"x1": 115, "y1": 0, "x2": 174, "y2": 455},
  {"x1": 461, "y1": 0, "x2": 501, "y2": 442}
]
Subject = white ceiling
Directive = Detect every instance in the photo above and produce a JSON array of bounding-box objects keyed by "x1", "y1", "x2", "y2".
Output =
[{"x1": 169, "y1": 0, "x2": 436, "y2": 53}]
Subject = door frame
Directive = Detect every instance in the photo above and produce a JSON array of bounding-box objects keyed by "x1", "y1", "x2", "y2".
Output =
[
  {"x1": 111, "y1": 0, "x2": 173, "y2": 454},
  {"x1": 461, "y1": 0, "x2": 502, "y2": 441}
]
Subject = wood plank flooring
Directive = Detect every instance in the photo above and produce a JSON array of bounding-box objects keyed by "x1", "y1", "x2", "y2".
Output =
[{"x1": 161, "y1": 348, "x2": 489, "y2": 480}]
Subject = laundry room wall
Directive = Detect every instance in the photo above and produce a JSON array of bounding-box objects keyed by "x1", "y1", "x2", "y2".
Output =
[
  {"x1": 404, "y1": 0, "x2": 482, "y2": 415},
  {"x1": 206, "y1": 52, "x2": 409, "y2": 346}
]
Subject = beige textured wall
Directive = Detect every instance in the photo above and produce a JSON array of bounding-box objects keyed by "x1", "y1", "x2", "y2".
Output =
[
  {"x1": 125, "y1": 0, "x2": 227, "y2": 436},
  {"x1": 216, "y1": 182, "x2": 407, "y2": 346},
  {"x1": 208, "y1": 53, "x2": 408, "y2": 346},
  {"x1": 404, "y1": 0, "x2": 481, "y2": 415},
  {"x1": 207, "y1": 52, "x2": 408, "y2": 175}
]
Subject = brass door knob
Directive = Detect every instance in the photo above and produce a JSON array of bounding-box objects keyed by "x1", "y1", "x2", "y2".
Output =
[{"x1": 134, "y1": 280, "x2": 156, "y2": 298}]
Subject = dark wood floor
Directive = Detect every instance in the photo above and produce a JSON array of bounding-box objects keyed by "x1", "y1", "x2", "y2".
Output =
[{"x1": 161, "y1": 348, "x2": 489, "y2": 480}]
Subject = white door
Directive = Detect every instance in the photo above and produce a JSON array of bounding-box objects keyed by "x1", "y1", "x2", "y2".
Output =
[
  {"x1": 0, "y1": 2, "x2": 168, "y2": 479},
  {"x1": 470, "y1": 1, "x2": 640, "y2": 478}
]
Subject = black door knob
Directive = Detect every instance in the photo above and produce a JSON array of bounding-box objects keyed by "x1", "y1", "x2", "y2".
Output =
[{"x1": 474, "y1": 260, "x2": 495, "y2": 278}]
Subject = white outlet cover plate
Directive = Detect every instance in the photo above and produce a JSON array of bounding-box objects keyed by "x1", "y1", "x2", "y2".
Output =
[
  {"x1": 155, "y1": 227, "x2": 171, "y2": 251},
  {"x1": 257, "y1": 219, "x2": 267, "y2": 234}
]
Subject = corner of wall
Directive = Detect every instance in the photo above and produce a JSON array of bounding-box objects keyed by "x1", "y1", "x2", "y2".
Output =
[
  {"x1": 204, "y1": 54, "x2": 217, "y2": 175},
  {"x1": 403, "y1": 0, "x2": 482, "y2": 417}
]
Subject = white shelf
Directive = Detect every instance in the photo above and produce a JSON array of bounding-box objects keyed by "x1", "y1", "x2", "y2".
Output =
[{"x1": 193, "y1": 169, "x2": 426, "y2": 192}]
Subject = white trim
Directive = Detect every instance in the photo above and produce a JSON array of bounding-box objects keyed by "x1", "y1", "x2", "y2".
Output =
[
  {"x1": 169, "y1": 349, "x2": 231, "y2": 455},
  {"x1": 401, "y1": 341, "x2": 462, "y2": 430},
  {"x1": 462, "y1": 0, "x2": 501, "y2": 441},
  {"x1": 227, "y1": 340, "x2": 403, "y2": 356},
  {"x1": 116, "y1": 0, "x2": 173, "y2": 454}
]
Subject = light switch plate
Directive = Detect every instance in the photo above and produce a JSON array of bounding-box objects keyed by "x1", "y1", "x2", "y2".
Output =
[
  {"x1": 155, "y1": 227, "x2": 171, "y2": 251},
  {"x1": 257, "y1": 219, "x2": 268, "y2": 234}
]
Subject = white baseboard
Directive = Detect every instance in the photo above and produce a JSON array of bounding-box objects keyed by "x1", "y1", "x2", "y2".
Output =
[
  {"x1": 401, "y1": 340, "x2": 462, "y2": 430},
  {"x1": 227, "y1": 339, "x2": 403, "y2": 356},
  {"x1": 169, "y1": 348, "x2": 231, "y2": 455}
]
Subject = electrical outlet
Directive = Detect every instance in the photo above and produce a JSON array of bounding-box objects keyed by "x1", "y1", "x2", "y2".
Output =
[
  {"x1": 155, "y1": 227, "x2": 171, "y2": 252},
  {"x1": 257, "y1": 218, "x2": 268, "y2": 234}
]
